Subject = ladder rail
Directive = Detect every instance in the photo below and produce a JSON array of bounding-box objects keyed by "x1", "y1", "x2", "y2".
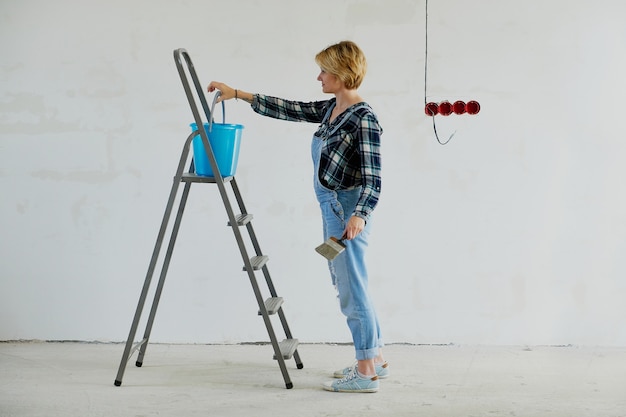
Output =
[
  {"x1": 173, "y1": 49, "x2": 214, "y2": 143},
  {"x1": 114, "y1": 132, "x2": 196, "y2": 386},
  {"x1": 137, "y1": 171, "x2": 193, "y2": 365}
]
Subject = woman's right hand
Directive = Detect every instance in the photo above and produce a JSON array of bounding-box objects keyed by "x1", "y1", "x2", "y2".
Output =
[
  {"x1": 208, "y1": 82, "x2": 253, "y2": 104},
  {"x1": 207, "y1": 81, "x2": 235, "y2": 103}
]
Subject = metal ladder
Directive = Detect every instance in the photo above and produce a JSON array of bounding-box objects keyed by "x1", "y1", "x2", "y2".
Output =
[{"x1": 113, "y1": 48, "x2": 303, "y2": 389}]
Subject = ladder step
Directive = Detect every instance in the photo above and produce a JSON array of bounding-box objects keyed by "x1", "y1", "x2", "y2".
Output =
[
  {"x1": 243, "y1": 255, "x2": 268, "y2": 271},
  {"x1": 273, "y1": 338, "x2": 299, "y2": 360},
  {"x1": 227, "y1": 213, "x2": 253, "y2": 226},
  {"x1": 258, "y1": 297, "x2": 284, "y2": 315}
]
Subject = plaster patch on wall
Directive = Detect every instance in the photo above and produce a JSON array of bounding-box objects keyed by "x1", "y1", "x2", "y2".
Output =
[
  {"x1": 71, "y1": 196, "x2": 110, "y2": 239},
  {"x1": 80, "y1": 63, "x2": 127, "y2": 99},
  {"x1": 16, "y1": 200, "x2": 29, "y2": 215},
  {"x1": 447, "y1": 169, "x2": 478, "y2": 192},
  {"x1": 0, "y1": 93, "x2": 83, "y2": 134},
  {"x1": 30, "y1": 169, "x2": 120, "y2": 184},
  {"x1": 0, "y1": 62, "x2": 25, "y2": 77},
  {"x1": 265, "y1": 200, "x2": 288, "y2": 217}
]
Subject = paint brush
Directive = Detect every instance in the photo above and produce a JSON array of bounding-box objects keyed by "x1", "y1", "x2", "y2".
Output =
[{"x1": 315, "y1": 236, "x2": 346, "y2": 260}]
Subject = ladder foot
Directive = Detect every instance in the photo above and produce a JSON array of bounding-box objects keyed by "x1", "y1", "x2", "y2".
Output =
[
  {"x1": 114, "y1": 380, "x2": 122, "y2": 387},
  {"x1": 135, "y1": 361, "x2": 143, "y2": 367},
  {"x1": 286, "y1": 382, "x2": 293, "y2": 389},
  {"x1": 297, "y1": 363, "x2": 304, "y2": 369}
]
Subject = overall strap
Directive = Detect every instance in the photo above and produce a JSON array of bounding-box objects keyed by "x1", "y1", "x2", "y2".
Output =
[{"x1": 321, "y1": 102, "x2": 335, "y2": 124}]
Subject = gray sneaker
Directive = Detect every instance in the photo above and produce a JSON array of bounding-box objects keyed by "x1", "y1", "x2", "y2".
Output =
[
  {"x1": 333, "y1": 361, "x2": 390, "y2": 379},
  {"x1": 323, "y1": 367, "x2": 379, "y2": 393}
]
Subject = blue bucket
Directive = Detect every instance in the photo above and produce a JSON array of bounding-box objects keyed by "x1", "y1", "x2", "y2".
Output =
[
  {"x1": 191, "y1": 122, "x2": 244, "y2": 177},
  {"x1": 190, "y1": 93, "x2": 244, "y2": 177}
]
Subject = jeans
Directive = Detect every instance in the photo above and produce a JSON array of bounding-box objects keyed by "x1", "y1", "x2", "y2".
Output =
[{"x1": 318, "y1": 187, "x2": 383, "y2": 360}]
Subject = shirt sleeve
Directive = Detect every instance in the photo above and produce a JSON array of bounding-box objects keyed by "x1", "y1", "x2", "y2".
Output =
[
  {"x1": 251, "y1": 94, "x2": 328, "y2": 124},
  {"x1": 353, "y1": 111, "x2": 382, "y2": 222}
]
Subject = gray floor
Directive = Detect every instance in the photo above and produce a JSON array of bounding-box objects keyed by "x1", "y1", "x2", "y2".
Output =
[{"x1": 1, "y1": 342, "x2": 625, "y2": 417}]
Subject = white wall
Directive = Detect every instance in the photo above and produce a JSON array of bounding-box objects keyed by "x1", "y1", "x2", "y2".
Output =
[{"x1": 1, "y1": 0, "x2": 625, "y2": 346}]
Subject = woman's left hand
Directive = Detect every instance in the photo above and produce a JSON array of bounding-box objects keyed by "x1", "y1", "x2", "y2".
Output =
[{"x1": 343, "y1": 216, "x2": 365, "y2": 240}]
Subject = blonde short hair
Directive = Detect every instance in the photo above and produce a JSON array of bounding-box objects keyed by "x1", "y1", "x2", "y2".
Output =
[{"x1": 315, "y1": 41, "x2": 367, "y2": 90}]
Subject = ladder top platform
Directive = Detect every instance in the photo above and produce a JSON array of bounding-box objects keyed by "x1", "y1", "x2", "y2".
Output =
[{"x1": 181, "y1": 173, "x2": 234, "y2": 183}]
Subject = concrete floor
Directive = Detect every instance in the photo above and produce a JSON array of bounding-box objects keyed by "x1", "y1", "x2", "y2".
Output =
[{"x1": 0, "y1": 342, "x2": 625, "y2": 417}]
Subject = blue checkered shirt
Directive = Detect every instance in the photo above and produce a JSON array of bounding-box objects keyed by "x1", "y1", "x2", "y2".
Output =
[{"x1": 251, "y1": 94, "x2": 382, "y2": 221}]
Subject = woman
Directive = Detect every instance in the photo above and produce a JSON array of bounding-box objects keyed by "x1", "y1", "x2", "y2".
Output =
[{"x1": 208, "y1": 40, "x2": 387, "y2": 393}]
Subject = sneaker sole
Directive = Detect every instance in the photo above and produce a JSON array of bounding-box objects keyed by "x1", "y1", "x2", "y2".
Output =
[{"x1": 322, "y1": 385, "x2": 379, "y2": 393}]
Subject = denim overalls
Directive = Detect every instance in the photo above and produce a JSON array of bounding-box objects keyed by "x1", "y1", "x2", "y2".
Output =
[{"x1": 311, "y1": 103, "x2": 383, "y2": 361}]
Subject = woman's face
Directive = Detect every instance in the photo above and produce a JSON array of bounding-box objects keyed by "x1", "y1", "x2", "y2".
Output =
[{"x1": 317, "y1": 69, "x2": 343, "y2": 94}]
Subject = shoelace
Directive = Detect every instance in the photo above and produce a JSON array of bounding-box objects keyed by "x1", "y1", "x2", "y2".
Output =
[{"x1": 339, "y1": 366, "x2": 359, "y2": 383}]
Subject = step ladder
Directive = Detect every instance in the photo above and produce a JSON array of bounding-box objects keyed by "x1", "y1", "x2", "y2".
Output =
[{"x1": 113, "y1": 48, "x2": 303, "y2": 389}]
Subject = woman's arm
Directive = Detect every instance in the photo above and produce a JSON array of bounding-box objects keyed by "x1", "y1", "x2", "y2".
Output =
[
  {"x1": 354, "y1": 111, "x2": 382, "y2": 222},
  {"x1": 208, "y1": 81, "x2": 328, "y2": 123},
  {"x1": 207, "y1": 81, "x2": 254, "y2": 103}
]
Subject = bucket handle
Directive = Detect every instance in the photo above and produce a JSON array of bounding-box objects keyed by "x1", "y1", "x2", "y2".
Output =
[{"x1": 208, "y1": 91, "x2": 226, "y2": 133}]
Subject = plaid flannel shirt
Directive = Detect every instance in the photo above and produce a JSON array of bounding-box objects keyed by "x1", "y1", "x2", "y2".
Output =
[{"x1": 251, "y1": 94, "x2": 382, "y2": 221}]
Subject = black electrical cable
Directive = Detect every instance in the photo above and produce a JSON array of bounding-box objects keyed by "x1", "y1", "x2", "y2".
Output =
[
  {"x1": 425, "y1": 0, "x2": 455, "y2": 145},
  {"x1": 424, "y1": 0, "x2": 429, "y2": 108}
]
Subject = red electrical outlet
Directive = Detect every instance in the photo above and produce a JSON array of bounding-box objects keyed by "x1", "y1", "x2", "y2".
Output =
[{"x1": 425, "y1": 100, "x2": 480, "y2": 116}]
